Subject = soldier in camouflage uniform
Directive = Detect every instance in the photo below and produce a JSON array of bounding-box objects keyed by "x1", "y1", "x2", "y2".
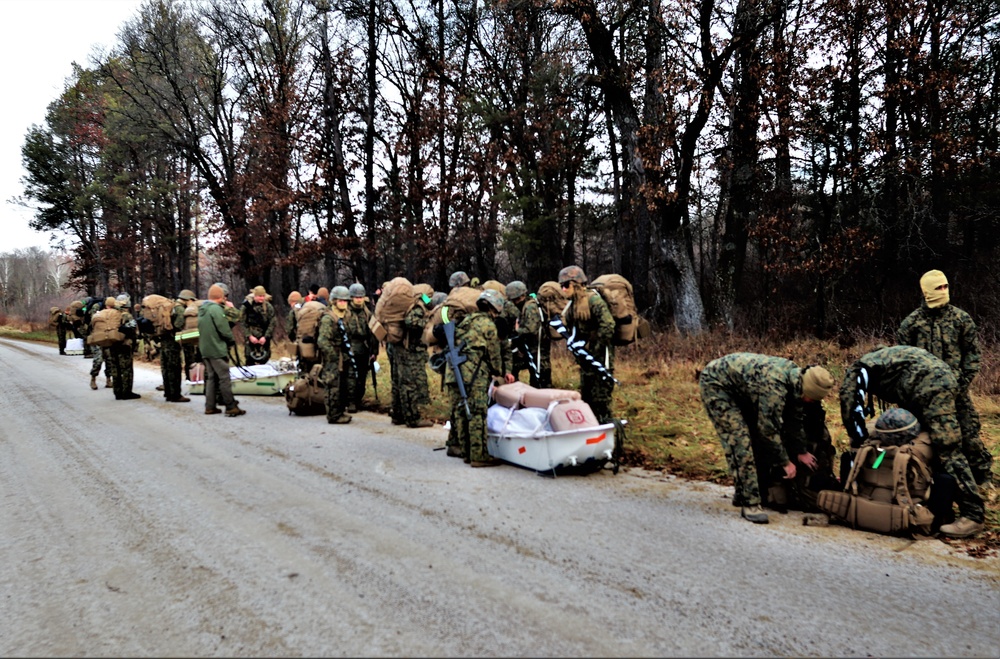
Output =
[
  {"x1": 317, "y1": 288, "x2": 354, "y2": 424},
  {"x1": 446, "y1": 289, "x2": 507, "y2": 466},
  {"x1": 839, "y1": 345, "x2": 985, "y2": 538},
  {"x1": 700, "y1": 353, "x2": 837, "y2": 524},
  {"x1": 557, "y1": 265, "x2": 616, "y2": 423},
  {"x1": 507, "y1": 281, "x2": 551, "y2": 388},
  {"x1": 107, "y1": 295, "x2": 141, "y2": 400},
  {"x1": 346, "y1": 283, "x2": 379, "y2": 413},
  {"x1": 160, "y1": 290, "x2": 194, "y2": 403},
  {"x1": 80, "y1": 297, "x2": 113, "y2": 391},
  {"x1": 399, "y1": 284, "x2": 434, "y2": 427},
  {"x1": 897, "y1": 270, "x2": 993, "y2": 486},
  {"x1": 241, "y1": 285, "x2": 276, "y2": 365}
]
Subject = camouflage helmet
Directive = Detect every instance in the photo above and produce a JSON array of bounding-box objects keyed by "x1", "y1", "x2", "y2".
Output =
[
  {"x1": 116, "y1": 294, "x2": 131, "y2": 309},
  {"x1": 178, "y1": 289, "x2": 197, "y2": 301},
  {"x1": 331, "y1": 285, "x2": 351, "y2": 301},
  {"x1": 557, "y1": 265, "x2": 587, "y2": 285},
  {"x1": 213, "y1": 282, "x2": 231, "y2": 298},
  {"x1": 874, "y1": 408, "x2": 921, "y2": 443},
  {"x1": 505, "y1": 280, "x2": 528, "y2": 300},
  {"x1": 477, "y1": 288, "x2": 504, "y2": 314},
  {"x1": 430, "y1": 291, "x2": 447, "y2": 307},
  {"x1": 348, "y1": 283, "x2": 366, "y2": 298},
  {"x1": 449, "y1": 270, "x2": 471, "y2": 288}
]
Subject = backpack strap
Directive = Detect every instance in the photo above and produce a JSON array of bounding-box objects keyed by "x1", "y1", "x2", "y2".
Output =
[{"x1": 844, "y1": 445, "x2": 872, "y2": 496}]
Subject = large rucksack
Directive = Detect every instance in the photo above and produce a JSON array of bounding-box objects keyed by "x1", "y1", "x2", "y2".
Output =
[
  {"x1": 591, "y1": 274, "x2": 651, "y2": 346},
  {"x1": 422, "y1": 286, "x2": 481, "y2": 347},
  {"x1": 374, "y1": 277, "x2": 413, "y2": 343},
  {"x1": 141, "y1": 294, "x2": 175, "y2": 336},
  {"x1": 48, "y1": 307, "x2": 62, "y2": 329},
  {"x1": 295, "y1": 301, "x2": 328, "y2": 360},
  {"x1": 817, "y1": 432, "x2": 935, "y2": 535},
  {"x1": 87, "y1": 308, "x2": 126, "y2": 347},
  {"x1": 176, "y1": 301, "x2": 203, "y2": 345},
  {"x1": 285, "y1": 364, "x2": 327, "y2": 415}
]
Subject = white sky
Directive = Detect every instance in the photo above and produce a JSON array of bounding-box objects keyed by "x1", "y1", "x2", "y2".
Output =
[{"x1": 1, "y1": 0, "x2": 145, "y2": 252}]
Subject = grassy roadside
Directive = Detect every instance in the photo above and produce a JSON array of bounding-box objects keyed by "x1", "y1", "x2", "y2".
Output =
[{"x1": 5, "y1": 324, "x2": 997, "y2": 543}]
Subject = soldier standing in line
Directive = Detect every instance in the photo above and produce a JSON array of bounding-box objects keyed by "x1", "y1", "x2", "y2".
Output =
[
  {"x1": 897, "y1": 270, "x2": 993, "y2": 487},
  {"x1": 840, "y1": 345, "x2": 986, "y2": 538},
  {"x1": 107, "y1": 294, "x2": 141, "y2": 400},
  {"x1": 345, "y1": 283, "x2": 378, "y2": 413},
  {"x1": 241, "y1": 285, "x2": 276, "y2": 365},
  {"x1": 507, "y1": 281, "x2": 551, "y2": 388},
  {"x1": 446, "y1": 289, "x2": 511, "y2": 467},
  {"x1": 399, "y1": 284, "x2": 434, "y2": 427},
  {"x1": 317, "y1": 288, "x2": 353, "y2": 425},
  {"x1": 557, "y1": 265, "x2": 616, "y2": 423},
  {"x1": 160, "y1": 290, "x2": 192, "y2": 403},
  {"x1": 82, "y1": 297, "x2": 113, "y2": 391},
  {"x1": 51, "y1": 306, "x2": 70, "y2": 355},
  {"x1": 700, "y1": 353, "x2": 836, "y2": 524},
  {"x1": 285, "y1": 290, "x2": 303, "y2": 344}
]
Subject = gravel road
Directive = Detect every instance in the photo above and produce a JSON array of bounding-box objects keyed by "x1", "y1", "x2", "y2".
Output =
[{"x1": 0, "y1": 337, "x2": 997, "y2": 657}]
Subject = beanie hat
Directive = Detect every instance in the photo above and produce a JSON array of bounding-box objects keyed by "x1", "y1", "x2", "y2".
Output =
[
  {"x1": 317, "y1": 287, "x2": 329, "y2": 299},
  {"x1": 253, "y1": 285, "x2": 267, "y2": 297},
  {"x1": 919, "y1": 270, "x2": 949, "y2": 308},
  {"x1": 802, "y1": 366, "x2": 836, "y2": 401},
  {"x1": 288, "y1": 291, "x2": 302, "y2": 306},
  {"x1": 105, "y1": 297, "x2": 117, "y2": 309},
  {"x1": 208, "y1": 284, "x2": 225, "y2": 301}
]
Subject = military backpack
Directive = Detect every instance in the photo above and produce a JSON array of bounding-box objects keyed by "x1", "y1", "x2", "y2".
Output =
[
  {"x1": 285, "y1": 364, "x2": 327, "y2": 416},
  {"x1": 87, "y1": 308, "x2": 126, "y2": 347},
  {"x1": 141, "y1": 294, "x2": 175, "y2": 336},
  {"x1": 817, "y1": 429, "x2": 935, "y2": 535},
  {"x1": 590, "y1": 274, "x2": 651, "y2": 346},
  {"x1": 295, "y1": 301, "x2": 328, "y2": 360}
]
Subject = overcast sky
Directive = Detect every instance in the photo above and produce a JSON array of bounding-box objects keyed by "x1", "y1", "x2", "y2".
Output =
[{"x1": 1, "y1": 0, "x2": 144, "y2": 252}]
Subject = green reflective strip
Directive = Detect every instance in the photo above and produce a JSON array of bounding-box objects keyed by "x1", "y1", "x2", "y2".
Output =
[
  {"x1": 442, "y1": 306, "x2": 450, "y2": 324},
  {"x1": 872, "y1": 450, "x2": 886, "y2": 469}
]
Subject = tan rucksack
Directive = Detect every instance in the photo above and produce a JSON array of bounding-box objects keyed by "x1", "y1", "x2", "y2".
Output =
[
  {"x1": 87, "y1": 308, "x2": 125, "y2": 347},
  {"x1": 285, "y1": 363, "x2": 327, "y2": 416},
  {"x1": 536, "y1": 281, "x2": 567, "y2": 340},
  {"x1": 295, "y1": 301, "x2": 328, "y2": 359},
  {"x1": 817, "y1": 432, "x2": 935, "y2": 535},
  {"x1": 374, "y1": 277, "x2": 413, "y2": 344},
  {"x1": 48, "y1": 307, "x2": 62, "y2": 329},
  {"x1": 141, "y1": 294, "x2": 175, "y2": 335},
  {"x1": 422, "y1": 286, "x2": 481, "y2": 346},
  {"x1": 176, "y1": 301, "x2": 203, "y2": 345},
  {"x1": 591, "y1": 274, "x2": 651, "y2": 346}
]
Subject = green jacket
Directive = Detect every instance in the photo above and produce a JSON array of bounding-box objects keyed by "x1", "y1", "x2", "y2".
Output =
[{"x1": 198, "y1": 301, "x2": 234, "y2": 360}]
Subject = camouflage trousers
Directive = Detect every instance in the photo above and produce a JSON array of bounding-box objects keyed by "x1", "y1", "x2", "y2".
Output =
[
  {"x1": 397, "y1": 346, "x2": 430, "y2": 424},
  {"x1": 922, "y1": 392, "x2": 986, "y2": 523},
  {"x1": 108, "y1": 345, "x2": 134, "y2": 398},
  {"x1": 581, "y1": 369, "x2": 615, "y2": 424},
  {"x1": 321, "y1": 360, "x2": 349, "y2": 422},
  {"x1": 89, "y1": 345, "x2": 109, "y2": 379},
  {"x1": 387, "y1": 343, "x2": 403, "y2": 423},
  {"x1": 350, "y1": 347, "x2": 372, "y2": 409},
  {"x1": 700, "y1": 382, "x2": 765, "y2": 507},
  {"x1": 57, "y1": 324, "x2": 67, "y2": 354},
  {"x1": 956, "y1": 388, "x2": 994, "y2": 483},
  {"x1": 160, "y1": 338, "x2": 183, "y2": 400},
  {"x1": 447, "y1": 376, "x2": 491, "y2": 463},
  {"x1": 182, "y1": 344, "x2": 198, "y2": 381}
]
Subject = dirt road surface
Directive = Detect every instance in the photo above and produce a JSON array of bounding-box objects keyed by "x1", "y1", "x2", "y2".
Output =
[{"x1": 1, "y1": 337, "x2": 998, "y2": 657}]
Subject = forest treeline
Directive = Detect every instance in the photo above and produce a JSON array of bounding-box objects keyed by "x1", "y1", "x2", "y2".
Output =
[{"x1": 16, "y1": 0, "x2": 1000, "y2": 339}]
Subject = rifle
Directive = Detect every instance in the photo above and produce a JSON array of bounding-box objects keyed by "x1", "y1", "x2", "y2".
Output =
[
  {"x1": 548, "y1": 315, "x2": 619, "y2": 385},
  {"x1": 337, "y1": 318, "x2": 358, "y2": 375},
  {"x1": 371, "y1": 358, "x2": 380, "y2": 402},
  {"x1": 510, "y1": 333, "x2": 540, "y2": 382},
  {"x1": 442, "y1": 316, "x2": 471, "y2": 419}
]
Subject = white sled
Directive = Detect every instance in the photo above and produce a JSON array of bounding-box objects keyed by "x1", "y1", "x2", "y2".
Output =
[
  {"x1": 65, "y1": 337, "x2": 85, "y2": 355},
  {"x1": 484, "y1": 402, "x2": 619, "y2": 473},
  {"x1": 487, "y1": 423, "x2": 618, "y2": 472},
  {"x1": 185, "y1": 362, "x2": 297, "y2": 396}
]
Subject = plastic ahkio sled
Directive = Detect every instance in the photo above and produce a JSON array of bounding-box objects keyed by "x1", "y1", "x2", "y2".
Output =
[
  {"x1": 484, "y1": 386, "x2": 621, "y2": 473},
  {"x1": 65, "y1": 337, "x2": 86, "y2": 355},
  {"x1": 185, "y1": 361, "x2": 298, "y2": 396}
]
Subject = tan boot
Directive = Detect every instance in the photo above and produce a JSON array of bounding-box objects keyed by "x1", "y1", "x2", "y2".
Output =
[
  {"x1": 741, "y1": 505, "x2": 769, "y2": 524},
  {"x1": 90, "y1": 376, "x2": 97, "y2": 390},
  {"x1": 105, "y1": 377, "x2": 112, "y2": 388},
  {"x1": 938, "y1": 517, "x2": 984, "y2": 538}
]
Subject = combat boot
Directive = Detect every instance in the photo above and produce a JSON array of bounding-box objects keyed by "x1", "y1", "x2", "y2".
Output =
[
  {"x1": 105, "y1": 377, "x2": 112, "y2": 388},
  {"x1": 938, "y1": 517, "x2": 984, "y2": 538},
  {"x1": 225, "y1": 405, "x2": 247, "y2": 417},
  {"x1": 407, "y1": 419, "x2": 434, "y2": 428},
  {"x1": 90, "y1": 376, "x2": 98, "y2": 390},
  {"x1": 347, "y1": 403, "x2": 358, "y2": 414},
  {"x1": 470, "y1": 458, "x2": 502, "y2": 468},
  {"x1": 329, "y1": 413, "x2": 352, "y2": 424},
  {"x1": 741, "y1": 505, "x2": 769, "y2": 524},
  {"x1": 446, "y1": 445, "x2": 464, "y2": 458}
]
